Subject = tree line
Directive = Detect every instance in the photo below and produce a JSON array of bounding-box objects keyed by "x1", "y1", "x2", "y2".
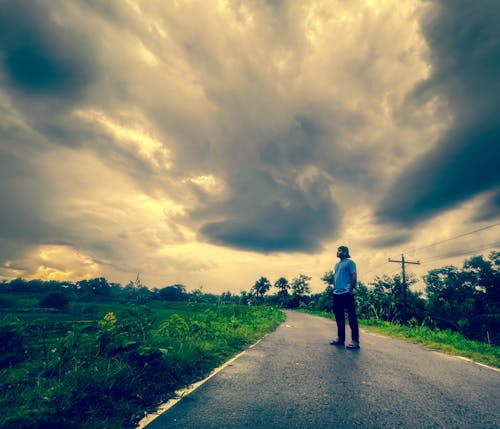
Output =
[{"x1": 0, "y1": 252, "x2": 498, "y2": 345}]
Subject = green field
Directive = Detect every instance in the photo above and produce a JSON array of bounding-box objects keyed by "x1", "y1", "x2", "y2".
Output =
[{"x1": 0, "y1": 297, "x2": 284, "y2": 429}]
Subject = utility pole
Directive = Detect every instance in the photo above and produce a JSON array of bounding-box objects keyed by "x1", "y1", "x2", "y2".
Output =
[{"x1": 388, "y1": 254, "x2": 420, "y2": 324}]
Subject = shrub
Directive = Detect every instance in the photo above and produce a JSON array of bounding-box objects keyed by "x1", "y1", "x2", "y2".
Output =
[
  {"x1": 0, "y1": 324, "x2": 26, "y2": 368},
  {"x1": 39, "y1": 293, "x2": 69, "y2": 310},
  {"x1": 0, "y1": 295, "x2": 15, "y2": 308}
]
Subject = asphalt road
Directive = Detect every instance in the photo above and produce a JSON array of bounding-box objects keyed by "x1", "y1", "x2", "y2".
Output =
[{"x1": 144, "y1": 311, "x2": 499, "y2": 429}]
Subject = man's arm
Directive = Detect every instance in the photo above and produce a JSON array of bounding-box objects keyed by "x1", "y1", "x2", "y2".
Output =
[{"x1": 348, "y1": 272, "x2": 357, "y2": 293}]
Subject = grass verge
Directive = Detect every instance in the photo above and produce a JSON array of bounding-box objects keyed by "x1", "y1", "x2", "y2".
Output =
[
  {"x1": 0, "y1": 302, "x2": 285, "y2": 429},
  {"x1": 296, "y1": 309, "x2": 499, "y2": 369}
]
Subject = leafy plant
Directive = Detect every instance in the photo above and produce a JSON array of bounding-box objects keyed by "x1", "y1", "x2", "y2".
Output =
[{"x1": 0, "y1": 324, "x2": 26, "y2": 368}]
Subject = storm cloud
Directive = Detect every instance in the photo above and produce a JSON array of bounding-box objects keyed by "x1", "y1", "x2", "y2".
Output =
[
  {"x1": 199, "y1": 169, "x2": 339, "y2": 252},
  {"x1": 376, "y1": 0, "x2": 500, "y2": 226},
  {"x1": 0, "y1": 0, "x2": 95, "y2": 100}
]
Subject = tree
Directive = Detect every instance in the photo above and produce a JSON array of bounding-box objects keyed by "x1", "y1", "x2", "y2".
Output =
[
  {"x1": 288, "y1": 274, "x2": 311, "y2": 308},
  {"x1": 463, "y1": 252, "x2": 500, "y2": 311},
  {"x1": 353, "y1": 282, "x2": 370, "y2": 318},
  {"x1": 189, "y1": 288, "x2": 204, "y2": 303},
  {"x1": 220, "y1": 291, "x2": 233, "y2": 303},
  {"x1": 274, "y1": 277, "x2": 290, "y2": 307},
  {"x1": 291, "y1": 274, "x2": 311, "y2": 296},
  {"x1": 321, "y1": 270, "x2": 334, "y2": 287},
  {"x1": 0, "y1": 324, "x2": 26, "y2": 368},
  {"x1": 157, "y1": 284, "x2": 187, "y2": 301},
  {"x1": 425, "y1": 252, "x2": 500, "y2": 343},
  {"x1": 251, "y1": 277, "x2": 271, "y2": 303},
  {"x1": 367, "y1": 274, "x2": 422, "y2": 323},
  {"x1": 239, "y1": 290, "x2": 251, "y2": 305},
  {"x1": 77, "y1": 277, "x2": 111, "y2": 299},
  {"x1": 319, "y1": 271, "x2": 335, "y2": 312},
  {"x1": 424, "y1": 265, "x2": 474, "y2": 331}
]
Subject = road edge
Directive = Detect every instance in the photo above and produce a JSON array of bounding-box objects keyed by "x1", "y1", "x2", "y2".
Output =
[{"x1": 135, "y1": 334, "x2": 270, "y2": 428}]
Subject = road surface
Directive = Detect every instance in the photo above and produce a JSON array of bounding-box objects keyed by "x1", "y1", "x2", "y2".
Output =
[{"x1": 143, "y1": 311, "x2": 499, "y2": 429}]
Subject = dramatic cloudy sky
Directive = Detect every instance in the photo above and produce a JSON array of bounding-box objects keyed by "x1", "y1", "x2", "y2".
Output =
[{"x1": 0, "y1": 0, "x2": 499, "y2": 294}]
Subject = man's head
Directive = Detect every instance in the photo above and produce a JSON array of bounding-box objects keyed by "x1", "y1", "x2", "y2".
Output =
[{"x1": 337, "y1": 246, "x2": 350, "y2": 259}]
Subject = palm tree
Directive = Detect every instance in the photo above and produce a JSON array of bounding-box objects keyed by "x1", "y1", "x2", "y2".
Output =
[
  {"x1": 251, "y1": 277, "x2": 271, "y2": 303},
  {"x1": 274, "y1": 277, "x2": 290, "y2": 307}
]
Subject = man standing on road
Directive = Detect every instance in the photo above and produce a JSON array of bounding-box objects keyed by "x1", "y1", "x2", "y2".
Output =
[{"x1": 330, "y1": 245, "x2": 360, "y2": 349}]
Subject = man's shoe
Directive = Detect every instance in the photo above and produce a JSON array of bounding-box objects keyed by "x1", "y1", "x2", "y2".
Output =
[
  {"x1": 329, "y1": 339, "x2": 345, "y2": 346},
  {"x1": 346, "y1": 341, "x2": 360, "y2": 349}
]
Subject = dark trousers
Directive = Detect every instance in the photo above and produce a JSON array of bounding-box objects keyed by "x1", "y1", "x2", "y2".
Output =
[{"x1": 333, "y1": 293, "x2": 359, "y2": 343}]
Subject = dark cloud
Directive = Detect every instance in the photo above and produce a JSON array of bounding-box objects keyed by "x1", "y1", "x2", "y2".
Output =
[
  {"x1": 376, "y1": 0, "x2": 500, "y2": 226},
  {"x1": 0, "y1": 147, "x2": 58, "y2": 245},
  {"x1": 475, "y1": 190, "x2": 500, "y2": 222},
  {"x1": 198, "y1": 170, "x2": 339, "y2": 252},
  {"x1": 260, "y1": 109, "x2": 372, "y2": 190},
  {"x1": 192, "y1": 102, "x2": 371, "y2": 254},
  {"x1": 80, "y1": 0, "x2": 124, "y2": 23},
  {"x1": 0, "y1": 0, "x2": 95, "y2": 100},
  {"x1": 377, "y1": 123, "x2": 500, "y2": 225},
  {"x1": 366, "y1": 230, "x2": 413, "y2": 249},
  {"x1": 260, "y1": 116, "x2": 323, "y2": 166}
]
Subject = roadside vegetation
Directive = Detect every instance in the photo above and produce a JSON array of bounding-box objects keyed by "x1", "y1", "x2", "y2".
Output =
[
  {"x1": 0, "y1": 298, "x2": 283, "y2": 429},
  {"x1": 360, "y1": 318, "x2": 500, "y2": 368}
]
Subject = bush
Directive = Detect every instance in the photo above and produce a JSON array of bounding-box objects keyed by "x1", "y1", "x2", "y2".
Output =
[
  {"x1": 0, "y1": 324, "x2": 26, "y2": 368},
  {"x1": 39, "y1": 293, "x2": 69, "y2": 310},
  {"x1": 0, "y1": 295, "x2": 15, "y2": 308}
]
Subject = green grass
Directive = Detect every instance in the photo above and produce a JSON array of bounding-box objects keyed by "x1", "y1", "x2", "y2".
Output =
[
  {"x1": 0, "y1": 301, "x2": 285, "y2": 429},
  {"x1": 296, "y1": 309, "x2": 500, "y2": 369},
  {"x1": 360, "y1": 319, "x2": 500, "y2": 369}
]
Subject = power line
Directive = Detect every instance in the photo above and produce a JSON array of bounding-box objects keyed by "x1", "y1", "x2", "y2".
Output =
[
  {"x1": 361, "y1": 223, "x2": 500, "y2": 282},
  {"x1": 422, "y1": 242, "x2": 500, "y2": 264},
  {"x1": 413, "y1": 221, "x2": 500, "y2": 252},
  {"x1": 361, "y1": 264, "x2": 401, "y2": 279}
]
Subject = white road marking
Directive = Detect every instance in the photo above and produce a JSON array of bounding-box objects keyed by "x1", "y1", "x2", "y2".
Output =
[{"x1": 135, "y1": 334, "x2": 269, "y2": 428}]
